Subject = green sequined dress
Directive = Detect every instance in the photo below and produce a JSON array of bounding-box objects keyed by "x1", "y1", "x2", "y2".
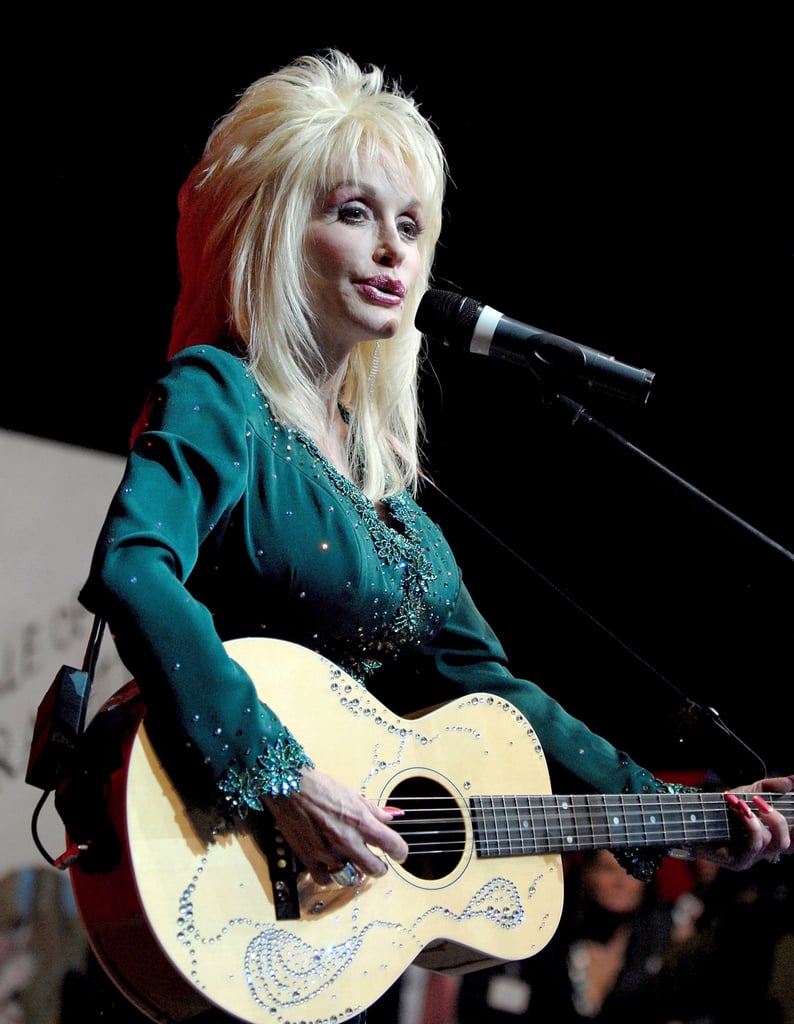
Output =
[{"x1": 80, "y1": 345, "x2": 668, "y2": 818}]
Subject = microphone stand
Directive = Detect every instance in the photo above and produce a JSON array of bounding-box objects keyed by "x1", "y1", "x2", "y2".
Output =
[
  {"x1": 549, "y1": 390, "x2": 793, "y2": 566},
  {"x1": 425, "y1": 375, "x2": 790, "y2": 784},
  {"x1": 540, "y1": 388, "x2": 791, "y2": 781}
]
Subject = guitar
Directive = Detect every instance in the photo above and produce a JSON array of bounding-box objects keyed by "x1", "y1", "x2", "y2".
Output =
[{"x1": 67, "y1": 637, "x2": 792, "y2": 1024}]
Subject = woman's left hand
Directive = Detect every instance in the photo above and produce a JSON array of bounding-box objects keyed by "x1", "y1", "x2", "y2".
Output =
[{"x1": 695, "y1": 774, "x2": 794, "y2": 871}]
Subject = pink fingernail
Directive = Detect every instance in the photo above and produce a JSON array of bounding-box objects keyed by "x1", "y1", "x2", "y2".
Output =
[
  {"x1": 384, "y1": 806, "x2": 405, "y2": 817},
  {"x1": 725, "y1": 793, "x2": 753, "y2": 817},
  {"x1": 753, "y1": 795, "x2": 773, "y2": 813}
]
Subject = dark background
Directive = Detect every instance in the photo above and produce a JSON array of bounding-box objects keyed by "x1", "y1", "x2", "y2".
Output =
[{"x1": 6, "y1": 16, "x2": 791, "y2": 781}]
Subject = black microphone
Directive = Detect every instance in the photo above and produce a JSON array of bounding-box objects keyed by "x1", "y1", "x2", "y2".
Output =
[{"x1": 416, "y1": 289, "x2": 655, "y2": 404}]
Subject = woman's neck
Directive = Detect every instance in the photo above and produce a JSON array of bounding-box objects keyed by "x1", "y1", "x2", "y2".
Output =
[{"x1": 314, "y1": 370, "x2": 352, "y2": 480}]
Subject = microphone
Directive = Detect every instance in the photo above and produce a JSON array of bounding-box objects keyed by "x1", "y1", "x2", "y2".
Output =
[{"x1": 416, "y1": 289, "x2": 655, "y2": 404}]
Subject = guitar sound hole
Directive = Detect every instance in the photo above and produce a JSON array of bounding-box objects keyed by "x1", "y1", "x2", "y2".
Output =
[{"x1": 387, "y1": 777, "x2": 463, "y2": 881}]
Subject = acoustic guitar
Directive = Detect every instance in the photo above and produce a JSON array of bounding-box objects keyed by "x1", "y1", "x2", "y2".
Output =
[{"x1": 66, "y1": 636, "x2": 792, "y2": 1023}]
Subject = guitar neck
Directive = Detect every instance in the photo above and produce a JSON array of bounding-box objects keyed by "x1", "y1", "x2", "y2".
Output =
[{"x1": 471, "y1": 791, "x2": 794, "y2": 857}]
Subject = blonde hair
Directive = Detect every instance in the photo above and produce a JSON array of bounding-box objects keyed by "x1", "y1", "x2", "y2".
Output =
[{"x1": 169, "y1": 50, "x2": 447, "y2": 499}]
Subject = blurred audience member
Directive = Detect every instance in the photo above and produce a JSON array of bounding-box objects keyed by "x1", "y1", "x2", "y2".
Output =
[{"x1": 459, "y1": 848, "x2": 792, "y2": 1024}]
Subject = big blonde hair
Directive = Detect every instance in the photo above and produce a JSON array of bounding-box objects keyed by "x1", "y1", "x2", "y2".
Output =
[{"x1": 169, "y1": 50, "x2": 447, "y2": 499}]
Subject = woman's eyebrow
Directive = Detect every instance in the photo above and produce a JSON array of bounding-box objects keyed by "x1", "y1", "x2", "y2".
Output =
[{"x1": 329, "y1": 180, "x2": 422, "y2": 209}]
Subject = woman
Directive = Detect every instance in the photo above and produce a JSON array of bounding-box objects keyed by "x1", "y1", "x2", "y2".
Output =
[
  {"x1": 78, "y1": 50, "x2": 791, "y2": 1021},
  {"x1": 458, "y1": 850, "x2": 679, "y2": 1023}
]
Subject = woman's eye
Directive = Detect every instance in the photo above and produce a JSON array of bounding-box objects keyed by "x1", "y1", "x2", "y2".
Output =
[
  {"x1": 338, "y1": 202, "x2": 368, "y2": 223},
  {"x1": 398, "y1": 217, "x2": 422, "y2": 241}
]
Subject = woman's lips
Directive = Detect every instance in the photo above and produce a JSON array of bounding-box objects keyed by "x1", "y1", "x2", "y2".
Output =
[{"x1": 356, "y1": 276, "x2": 406, "y2": 305}]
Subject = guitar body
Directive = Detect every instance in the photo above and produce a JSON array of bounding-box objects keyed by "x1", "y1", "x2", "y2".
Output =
[{"x1": 68, "y1": 637, "x2": 564, "y2": 1023}]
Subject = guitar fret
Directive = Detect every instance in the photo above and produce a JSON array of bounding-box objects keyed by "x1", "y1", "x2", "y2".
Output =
[
  {"x1": 552, "y1": 795, "x2": 576, "y2": 851},
  {"x1": 474, "y1": 796, "x2": 495, "y2": 857},
  {"x1": 571, "y1": 794, "x2": 595, "y2": 850},
  {"x1": 600, "y1": 793, "x2": 655, "y2": 848},
  {"x1": 524, "y1": 795, "x2": 571, "y2": 854},
  {"x1": 471, "y1": 792, "x2": 783, "y2": 860},
  {"x1": 625, "y1": 793, "x2": 644, "y2": 846},
  {"x1": 532, "y1": 795, "x2": 551, "y2": 851},
  {"x1": 494, "y1": 796, "x2": 510, "y2": 855},
  {"x1": 505, "y1": 795, "x2": 521, "y2": 855},
  {"x1": 676, "y1": 793, "x2": 727, "y2": 846},
  {"x1": 473, "y1": 795, "x2": 535, "y2": 856},
  {"x1": 512, "y1": 796, "x2": 530, "y2": 854},
  {"x1": 589, "y1": 793, "x2": 610, "y2": 850},
  {"x1": 644, "y1": 790, "x2": 666, "y2": 846}
]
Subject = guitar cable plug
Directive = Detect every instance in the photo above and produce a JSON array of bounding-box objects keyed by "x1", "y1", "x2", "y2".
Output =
[{"x1": 53, "y1": 841, "x2": 91, "y2": 870}]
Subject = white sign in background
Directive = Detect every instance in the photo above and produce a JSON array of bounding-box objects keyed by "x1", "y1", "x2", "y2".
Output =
[{"x1": 0, "y1": 429, "x2": 129, "y2": 880}]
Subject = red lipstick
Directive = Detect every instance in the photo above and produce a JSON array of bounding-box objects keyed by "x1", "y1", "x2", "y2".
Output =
[{"x1": 357, "y1": 276, "x2": 406, "y2": 305}]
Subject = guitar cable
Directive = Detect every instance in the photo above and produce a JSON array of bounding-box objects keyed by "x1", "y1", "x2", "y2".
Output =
[{"x1": 26, "y1": 616, "x2": 106, "y2": 868}]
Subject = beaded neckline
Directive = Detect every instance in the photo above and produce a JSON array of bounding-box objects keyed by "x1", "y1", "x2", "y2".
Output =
[{"x1": 294, "y1": 426, "x2": 440, "y2": 678}]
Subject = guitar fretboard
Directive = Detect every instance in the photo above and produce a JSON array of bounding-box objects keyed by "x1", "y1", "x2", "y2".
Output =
[{"x1": 470, "y1": 792, "x2": 792, "y2": 856}]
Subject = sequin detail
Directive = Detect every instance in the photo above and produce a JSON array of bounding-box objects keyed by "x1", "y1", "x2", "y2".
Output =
[
  {"x1": 294, "y1": 427, "x2": 446, "y2": 681},
  {"x1": 217, "y1": 732, "x2": 315, "y2": 816},
  {"x1": 613, "y1": 780, "x2": 701, "y2": 881}
]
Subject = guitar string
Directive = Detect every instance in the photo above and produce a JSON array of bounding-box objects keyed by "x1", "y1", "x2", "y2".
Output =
[{"x1": 384, "y1": 794, "x2": 794, "y2": 857}]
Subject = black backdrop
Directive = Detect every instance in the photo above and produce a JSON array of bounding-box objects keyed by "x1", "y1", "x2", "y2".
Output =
[{"x1": 7, "y1": 17, "x2": 792, "y2": 780}]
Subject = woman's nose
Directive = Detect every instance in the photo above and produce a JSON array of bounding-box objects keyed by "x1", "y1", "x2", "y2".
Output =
[{"x1": 374, "y1": 226, "x2": 405, "y2": 266}]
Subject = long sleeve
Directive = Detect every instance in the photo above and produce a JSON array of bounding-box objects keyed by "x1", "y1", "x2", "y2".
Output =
[{"x1": 79, "y1": 347, "x2": 312, "y2": 812}]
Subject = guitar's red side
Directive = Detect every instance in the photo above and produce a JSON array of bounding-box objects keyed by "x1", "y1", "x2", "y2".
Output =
[{"x1": 66, "y1": 683, "x2": 211, "y2": 1022}]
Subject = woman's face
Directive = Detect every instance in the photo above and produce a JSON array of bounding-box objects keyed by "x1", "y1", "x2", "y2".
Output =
[
  {"x1": 583, "y1": 851, "x2": 646, "y2": 915},
  {"x1": 304, "y1": 156, "x2": 425, "y2": 365}
]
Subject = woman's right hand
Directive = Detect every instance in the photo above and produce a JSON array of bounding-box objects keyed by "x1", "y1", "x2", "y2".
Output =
[{"x1": 264, "y1": 768, "x2": 409, "y2": 886}]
